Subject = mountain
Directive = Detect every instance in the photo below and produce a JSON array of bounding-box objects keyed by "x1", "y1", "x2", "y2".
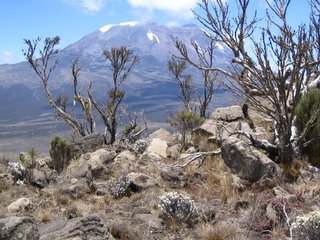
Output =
[{"x1": 0, "y1": 22, "x2": 234, "y2": 156}]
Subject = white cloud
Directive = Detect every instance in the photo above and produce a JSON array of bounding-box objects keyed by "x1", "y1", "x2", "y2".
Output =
[
  {"x1": 1, "y1": 51, "x2": 15, "y2": 64},
  {"x1": 127, "y1": 0, "x2": 198, "y2": 17},
  {"x1": 63, "y1": 0, "x2": 106, "y2": 12}
]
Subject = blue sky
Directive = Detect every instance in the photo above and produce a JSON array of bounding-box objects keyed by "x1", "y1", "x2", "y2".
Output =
[{"x1": 0, "y1": 0, "x2": 311, "y2": 64}]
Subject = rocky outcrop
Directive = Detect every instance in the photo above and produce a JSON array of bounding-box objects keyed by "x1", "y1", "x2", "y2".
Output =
[
  {"x1": 39, "y1": 214, "x2": 113, "y2": 240},
  {"x1": 221, "y1": 137, "x2": 280, "y2": 182},
  {"x1": 0, "y1": 216, "x2": 39, "y2": 240}
]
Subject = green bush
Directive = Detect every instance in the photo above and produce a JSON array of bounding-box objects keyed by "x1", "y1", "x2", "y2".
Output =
[
  {"x1": 50, "y1": 136, "x2": 74, "y2": 174},
  {"x1": 295, "y1": 88, "x2": 320, "y2": 166},
  {"x1": 19, "y1": 147, "x2": 38, "y2": 184},
  {"x1": 168, "y1": 110, "x2": 205, "y2": 149}
]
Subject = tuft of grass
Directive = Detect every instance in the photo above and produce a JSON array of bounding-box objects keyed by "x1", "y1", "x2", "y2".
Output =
[{"x1": 199, "y1": 222, "x2": 244, "y2": 240}]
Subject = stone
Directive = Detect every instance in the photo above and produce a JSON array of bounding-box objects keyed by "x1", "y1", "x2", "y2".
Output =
[
  {"x1": 31, "y1": 169, "x2": 47, "y2": 188},
  {"x1": 59, "y1": 178, "x2": 91, "y2": 200},
  {"x1": 148, "y1": 128, "x2": 174, "y2": 143},
  {"x1": 7, "y1": 197, "x2": 32, "y2": 213},
  {"x1": 73, "y1": 134, "x2": 105, "y2": 157},
  {"x1": 39, "y1": 214, "x2": 113, "y2": 240},
  {"x1": 128, "y1": 173, "x2": 157, "y2": 189},
  {"x1": 221, "y1": 137, "x2": 280, "y2": 182},
  {"x1": 0, "y1": 216, "x2": 39, "y2": 240},
  {"x1": 160, "y1": 166, "x2": 188, "y2": 183},
  {"x1": 146, "y1": 138, "x2": 168, "y2": 158},
  {"x1": 167, "y1": 144, "x2": 181, "y2": 160},
  {"x1": 210, "y1": 105, "x2": 243, "y2": 122}
]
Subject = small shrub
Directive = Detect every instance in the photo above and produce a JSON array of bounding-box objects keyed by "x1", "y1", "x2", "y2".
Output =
[
  {"x1": 158, "y1": 191, "x2": 199, "y2": 225},
  {"x1": 291, "y1": 209, "x2": 320, "y2": 240},
  {"x1": 19, "y1": 148, "x2": 38, "y2": 184},
  {"x1": 132, "y1": 139, "x2": 148, "y2": 155},
  {"x1": 295, "y1": 88, "x2": 320, "y2": 166},
  {"x1": 50, "y1": 136, "x2": 74, "y2": 174},
  {"x1": 110, "y1": 175, "x2": 132, "y2": 198},
  {"x1": 168, "y1": 110, "x2": 204, "y2": 149}
]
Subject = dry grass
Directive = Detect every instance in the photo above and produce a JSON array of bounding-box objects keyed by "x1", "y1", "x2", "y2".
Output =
[{"x1": 199, "y1": 222, "x2": 245, "y2": 240}]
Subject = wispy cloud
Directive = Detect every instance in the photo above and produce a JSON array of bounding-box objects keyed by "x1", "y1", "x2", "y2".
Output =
[
  {"x1": 127, "y1": 0, "x2": 198, "y2": 18},
  {"x1": 63, "y1": 0, "x2": 106, "y2": 12},
  {"x1": 1, "y1": 51, "x2": 15, "y2": 64}
]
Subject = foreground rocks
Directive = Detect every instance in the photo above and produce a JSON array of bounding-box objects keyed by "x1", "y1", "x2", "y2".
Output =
[
  {"x1": 221, "y1": 137, "x2": 280, "y2": 182},
  {"x1": 1, "y1": 116, "x2": 320, "y2": 240},
  {"x1": 0, "y1": 216, "x2": 39, "y2": 240}
]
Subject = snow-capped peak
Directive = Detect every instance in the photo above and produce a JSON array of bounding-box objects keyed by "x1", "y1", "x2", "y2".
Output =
[
  {"x1": 147, "y1": 31, "x2": 160, "y2": 43},
  {"x1": 99, "y1": 21, "x2": 139, "y2": 33}
]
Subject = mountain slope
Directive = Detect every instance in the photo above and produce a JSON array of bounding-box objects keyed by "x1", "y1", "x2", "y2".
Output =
[{"x1": 0, "y1": 22, "x2": 234, "y2": 155}]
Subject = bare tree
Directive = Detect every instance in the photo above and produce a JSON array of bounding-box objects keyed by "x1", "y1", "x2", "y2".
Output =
[
  {"x1": 179, "y1": 0, "x2": 320, "y2": 165},
  {"x1": 173, "y1": 38, "x2": 217, "y2": 118},
  {"x1": 89, "y1": 46, "x2": 139, "y2": 144},
  {"x1": 23, "y1": 37, "x2": 93, "y2": 137},
  {"x1": 168, "y1": 57, "x2": 195, "y2": 112}
]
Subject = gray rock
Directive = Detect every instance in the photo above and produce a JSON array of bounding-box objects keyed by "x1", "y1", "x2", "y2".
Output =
[
  {"x1": 210, "y1": 105, "x2": 243, "y2": 122},
  {"x1": 128, "y1": 173, "x2": 157, "y2": 189},
  {"x1": 146, "y1": 138, "x2": 168, "y2": 158},
  {"x1": 167, "y1": 144, "x2": 181, "y2": 160},
  {"x1": 59, "y1": 178, "x2": 91, "y2": 200},
  {"x1": 221, "y1": 137, "x2": 280, "y2": 182},
  {"x1": 31, "y1": 169, "x2": 47, "y2": 188},
  {"x1": 148, "y1": 128, "x2": 174, "y2": 143},
  {"x1": 160, "y1": 166, "x2": 188, "y2": 183},
  {"x1": 0, "y1": 216, "x2": 39, "y2": 240},
  {"x1": 73, "y1": 134, "x2": 105, "y2": 157},
  {"x1": 7, "y1": 197, "x2": 32, "y2": 213},
  {"x1": 39, "y1": 214, "x2": 113, "y2": 240}
]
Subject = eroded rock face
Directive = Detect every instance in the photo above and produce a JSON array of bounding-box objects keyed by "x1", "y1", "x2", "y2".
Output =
[
  {"x1": 221, "y1": 137, "x2": 280, "y2": 182},
  {"x1": 0, "y1": 216, "x2": 39, "y2": 240},
  {"x1": 39, "y1": 214, "x2": 113, "y2": 240}
]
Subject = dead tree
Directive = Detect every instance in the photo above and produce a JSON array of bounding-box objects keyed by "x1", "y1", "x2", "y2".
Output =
[
  {"x1": 23, "y1": 37, "x2": 95, "y2": 136},
  {"x1": 89, "y1": 46, "x2": 139, "y2": 144},
  {"x1": 168, "y1": 57, "x2": 195, "y2": 112},
  {"x1": 173, "y1": 38, "x2": 217, "y2": 118},
  {"x1": 179, "y1": 0, "x2": 320, "y2": 165}
]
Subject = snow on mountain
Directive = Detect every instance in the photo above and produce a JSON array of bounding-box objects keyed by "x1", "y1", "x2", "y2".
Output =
[
  {"x1": 147, "y1": 31, "x2": 160, "y2": 43},
  {"x1": 99, "y1": 21, "x2": 139, "y2": 33}
]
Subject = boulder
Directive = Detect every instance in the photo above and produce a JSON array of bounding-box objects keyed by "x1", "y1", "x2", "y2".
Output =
[
  {"x1": 210, "y1": 105, "x2": 243, "y2": 122},
  {"x1": 128, "y1": 173, "x2": 157, "y2": 189},
  {"x1": 7, "y1": 197, "x2": 32, "y2": 213},
  {"x1": 221, "y1": 137, "x2": 280, "y2": 182},
  {"x1": 73, "y1": 134, "x2": 105, "y2": 157},
  {"x1": 0, "y1": 216, "x2": 39, "y2": 240},
  {"x1": 167, "y1": 144, "x2": 181, "y2": 160},
  {"x1": 148, "y1": 128, "x2": 174, "y2": 143},
  {"x1": 39, "y1": 214, "x2": 113, "y2": 240},
  {"x1": 160, "y1": 166, "x2": 188, "y2": 184},
  {"x1": 59, "y1": 178, "x2": 91, "y2": 200},
  {"x1": 31, "y1": 169, "x2": 47, "y2": 188},
  {"x1": 146, "y1": 138, "x2": 168, "y2": 158}
]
